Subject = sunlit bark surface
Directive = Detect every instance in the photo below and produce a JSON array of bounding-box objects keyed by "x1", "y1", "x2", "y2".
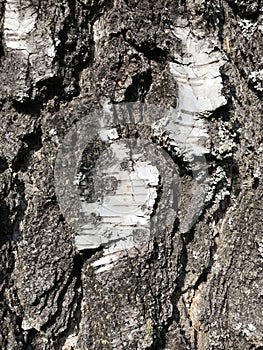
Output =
[{"x1": 0, "y1": 1, "x2": 262, "y2": 349}]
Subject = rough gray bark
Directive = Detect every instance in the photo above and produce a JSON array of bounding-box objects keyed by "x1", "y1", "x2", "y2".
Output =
[{"x1": 0, "y1": 1, "x2": 262, "y2": 349}]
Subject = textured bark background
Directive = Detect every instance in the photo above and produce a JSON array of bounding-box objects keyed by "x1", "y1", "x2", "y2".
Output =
[{"x1": 0, "y1": 0, "x2": 262, "y2": 349}]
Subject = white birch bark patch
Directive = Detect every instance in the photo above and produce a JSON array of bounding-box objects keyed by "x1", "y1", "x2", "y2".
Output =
[
  {"x1": 4, "y1": 0, "x2": 56, "y2": 57},
  {"x1": 78, "y1": 135, "x2": 180, "y2": 273},
  {"x1": 4, "y1": 0, "x2": 37, "y2": 51},
  {"x1": 54, "y1": 102, "x2": 211, "y2": 272},
  {"x1": 3, "y1": 0, "x2": 56, "y2": 100},
  {"x1": 170, "y1": 27, "x2": 227, "y2": 115}
]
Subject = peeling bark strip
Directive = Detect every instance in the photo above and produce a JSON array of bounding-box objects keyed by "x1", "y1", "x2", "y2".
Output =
[
  {"x1": 0, "y1": 0, "x2": 262, "y2": 349},
  {"x1": 4, "y1": 0, "x2": 37, "y2": 50},
  {"x1": 169, "y1": 27, "x2": 227, "y2": 113}
]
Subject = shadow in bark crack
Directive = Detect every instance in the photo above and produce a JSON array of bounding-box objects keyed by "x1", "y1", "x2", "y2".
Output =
[
  {"x1": 226, "y1": 0, "x2": 262, "y2": 20},
  {"x1": 124, "y1": 69, "x2": 152, "y2": 102},
  {"x1": 24, "y1": 328, "x2": 38, "y2": 350},
  {"x1": 12, "y1": 100, "x2": 44, "y2": 117},
  {"x1": 54, "y1": 247, "x2": 103, "y2": 348},
  {"x1": 0, "y1": 202, "x2": 13, "y2": 247},
  {"x1": 12, "y1": 127, "x2": 43, "y2": 173},
  {"x1": 0, "y1": 156, "x2": 8, "y2": 174}
]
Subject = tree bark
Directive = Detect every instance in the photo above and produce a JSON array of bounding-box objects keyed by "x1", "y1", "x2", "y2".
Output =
[{"x1": 0, "y1": 0, "x2": 262, "y2": 349}]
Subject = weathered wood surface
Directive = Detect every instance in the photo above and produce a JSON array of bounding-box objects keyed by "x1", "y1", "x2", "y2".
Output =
[{"x1": 0, "y1": 1, "x2": 262, "y2": 349}]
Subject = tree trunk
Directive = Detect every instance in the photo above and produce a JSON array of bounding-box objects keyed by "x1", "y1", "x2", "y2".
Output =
[{"x1": 0, "y1": 1, "x2": 262, "y2": 349}]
